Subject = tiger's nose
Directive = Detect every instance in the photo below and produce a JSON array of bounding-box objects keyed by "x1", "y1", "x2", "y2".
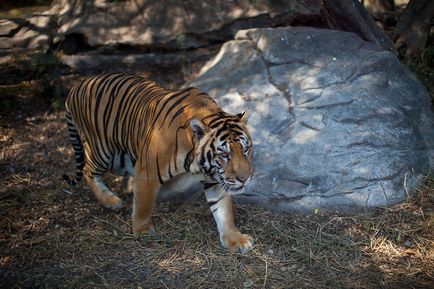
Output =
[{"x1": 236, "y1": 172, "x2": 252, "y2": 183}]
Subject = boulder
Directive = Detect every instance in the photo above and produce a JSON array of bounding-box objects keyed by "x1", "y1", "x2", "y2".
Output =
[
  {"x1": 0, "y1": 0, "x2": 323, "y2": 77},
  {"x1": 50, "y1": 0, "x2": 322, "y2": 50},
  {"x1": 191, "y1": 27, "x2": 434, "y2": 212}
]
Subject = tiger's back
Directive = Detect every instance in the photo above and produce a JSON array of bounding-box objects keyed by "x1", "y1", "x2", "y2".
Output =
[{"x1": 66, "y1": 74, "x2": 219, "y2": 177}]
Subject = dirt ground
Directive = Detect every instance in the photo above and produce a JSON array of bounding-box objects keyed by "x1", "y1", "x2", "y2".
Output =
[{"x1": 0, "y1": 74, "x2": 433, "y2": 289}]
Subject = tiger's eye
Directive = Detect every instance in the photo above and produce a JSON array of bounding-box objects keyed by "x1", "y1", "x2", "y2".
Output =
[{"x1": 219, "y1": 152, "x2": 230, "y2": 159}]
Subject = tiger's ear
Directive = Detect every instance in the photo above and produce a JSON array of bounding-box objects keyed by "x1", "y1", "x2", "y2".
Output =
[
  {"x1": 190, "y1": 118, "x2": 209, "y2": 140},
  {"x1": 237, "y1": 110, "x2": 248, "y2": 124}
]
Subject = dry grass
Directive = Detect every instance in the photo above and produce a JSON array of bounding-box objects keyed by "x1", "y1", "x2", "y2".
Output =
[{"x1": 0, "y1": 96, "x2": 433, "y2": 288}]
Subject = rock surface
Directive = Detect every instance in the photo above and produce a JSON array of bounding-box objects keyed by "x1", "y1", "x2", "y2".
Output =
[
  {"x1": 191, "y1": 27, "x2": 434, "y2": 212},
  {"x1": 0, "y1": 0, "x2": 322, "y2": 52},
  {"x1": 0, "y1": 14, "x2": 57, "y2": 51},
  {"x1": 50, "y1": 0, "x2": 321, "y2": 50}
]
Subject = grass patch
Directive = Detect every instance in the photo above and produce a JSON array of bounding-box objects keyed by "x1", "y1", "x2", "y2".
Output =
[
  {"x1": 1, "y1": 188, "x2": 31, "y2": 203},
  {"x1": 1, "y1": 173, "x2": 432, "y2": 288}
]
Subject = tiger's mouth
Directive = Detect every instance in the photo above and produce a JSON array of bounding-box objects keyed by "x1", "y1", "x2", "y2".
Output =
[
  {"x1": 221, "y1": 181, "x2": 245, "y2": 195},
  {"x1": 209, "y1": 173, "x2": 248, "y2": 194},
  {"x1": 228, "y1": 185, "x2": 245, "y2": 195}
]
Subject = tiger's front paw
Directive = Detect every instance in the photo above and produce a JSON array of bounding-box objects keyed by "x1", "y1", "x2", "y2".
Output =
[{"x1": 221, "y1": 231, "x2": 254, "y2": 253}]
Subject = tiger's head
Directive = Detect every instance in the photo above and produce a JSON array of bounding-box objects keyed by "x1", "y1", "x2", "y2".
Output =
[{"x1": 190, "y1": 111, "x2": 254, "y2": 194}]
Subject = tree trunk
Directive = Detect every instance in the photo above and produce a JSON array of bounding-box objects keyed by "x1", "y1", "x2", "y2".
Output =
[
  {"x1": 392, "y1": 0, "x2": 434, "y2": 59},
  {"x1": 321, "y1": 0, "x2": 396, "y2": 53}
]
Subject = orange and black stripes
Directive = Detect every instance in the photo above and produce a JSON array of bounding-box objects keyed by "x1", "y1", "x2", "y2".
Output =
[
  {"x1": 66, "y1": 75, "x2": 194, "y2": 182},
  {"x1": 63, "y1": 73, "x2": 253, "y2": 198}
]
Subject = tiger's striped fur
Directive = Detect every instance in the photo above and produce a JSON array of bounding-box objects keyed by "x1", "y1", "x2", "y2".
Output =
[{"x1": 64, "y1": 73, "x2": 254, "y2": 252}]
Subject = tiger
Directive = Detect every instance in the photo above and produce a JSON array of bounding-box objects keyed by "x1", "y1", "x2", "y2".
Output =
[{"x1": 63, "y1": 73, "x2": 254, "y2": 252}]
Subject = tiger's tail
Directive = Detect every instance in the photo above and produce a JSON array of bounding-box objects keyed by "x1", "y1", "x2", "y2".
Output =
[{"x1": 63, "y1": 110, "x2": 85, "y2": 186}]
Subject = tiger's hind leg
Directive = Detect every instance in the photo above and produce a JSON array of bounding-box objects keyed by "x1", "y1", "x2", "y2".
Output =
[
  {"x1": 120, "y1": 173, "x2": 134, "y2": 194},
  {"x1": 84, "y1": 169, "x2": 123, "y2": 210}
]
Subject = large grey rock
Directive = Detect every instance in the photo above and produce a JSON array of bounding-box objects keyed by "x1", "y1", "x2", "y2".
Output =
[{"x1": 191, "y1": 27, "x2": 434, "y2": 212}]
